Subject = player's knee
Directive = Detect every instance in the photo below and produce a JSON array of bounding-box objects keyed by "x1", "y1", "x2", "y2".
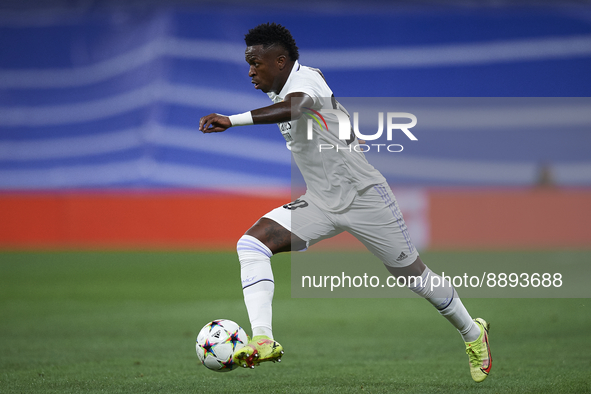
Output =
[
  {"x1": 385, "y1": 256, "x2": 426, "y2": 279},
  {"x1": 237, "y1": 234, "x2": 272, "y2": 265}
]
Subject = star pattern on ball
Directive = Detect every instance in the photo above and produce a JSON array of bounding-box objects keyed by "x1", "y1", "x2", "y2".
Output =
[
  {"x1": 220, "y1": 358, "x2": 235, "y2": 371},
  {"x1": 201, "y1": 338, "x2": 217, "y2": 358},
  {"x1": 207, "y1": 320, "x2": 223, "y2": 331},
  {"x1": 226, "y1": 329, "x2": 244, "y2": 349}
]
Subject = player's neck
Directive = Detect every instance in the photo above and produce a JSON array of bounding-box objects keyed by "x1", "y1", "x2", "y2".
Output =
[{"x1": 271, "y1": 60, "x2": 296, "y2": 94}]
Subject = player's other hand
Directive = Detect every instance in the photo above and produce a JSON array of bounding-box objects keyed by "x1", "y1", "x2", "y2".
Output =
[{"x1": 199, "y1": 113, "x2": 231, "y2": 133}]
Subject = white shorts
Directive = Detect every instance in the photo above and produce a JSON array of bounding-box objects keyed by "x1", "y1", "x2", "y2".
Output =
[{"x1": 263, "y1": 183, "x2": 419, "y2": 268}]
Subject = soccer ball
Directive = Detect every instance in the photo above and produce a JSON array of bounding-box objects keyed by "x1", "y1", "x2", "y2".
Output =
[{"x1": 196, "y1": 319, "x2": 249, "y2": 372}]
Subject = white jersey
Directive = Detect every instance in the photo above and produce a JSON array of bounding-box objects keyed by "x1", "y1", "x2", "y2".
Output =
[{"x1": 267, "y1": 60, "x2": 386, "y2": 212}]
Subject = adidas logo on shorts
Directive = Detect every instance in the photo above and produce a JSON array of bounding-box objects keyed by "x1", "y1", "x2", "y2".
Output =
[{"x1": 396, "y1": 252, "x2": 408, "y2": 262}]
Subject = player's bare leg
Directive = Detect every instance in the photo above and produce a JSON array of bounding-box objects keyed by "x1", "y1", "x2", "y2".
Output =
[
  {"x1": 386, "y1": 257, "x2": 491, "y2": 382},
  {"x1": 245, "y1": 217, "x2": 306, "y2": 254},
  {"x1": 233, "y1": 218, "x2": 305, "y2": 368}
]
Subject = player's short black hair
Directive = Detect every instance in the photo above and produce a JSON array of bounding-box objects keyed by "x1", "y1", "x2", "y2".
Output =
[{"x1": 244, "y1": 22, "x2": 299, "y2": 61}]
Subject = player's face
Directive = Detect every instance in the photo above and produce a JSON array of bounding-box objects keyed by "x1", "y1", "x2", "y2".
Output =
[{"x1": 245, "y1": 45, "x2": 285, "y2": 94}]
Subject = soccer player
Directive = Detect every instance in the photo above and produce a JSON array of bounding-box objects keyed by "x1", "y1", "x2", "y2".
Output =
[{"x1": 199, "y1": 23, "x2": 492, "y2": 382}]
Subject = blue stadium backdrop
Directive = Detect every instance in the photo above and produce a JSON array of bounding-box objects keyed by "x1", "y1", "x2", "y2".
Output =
[{"x1": 0, "y1": 2, "x2": 590, "y2": 192}]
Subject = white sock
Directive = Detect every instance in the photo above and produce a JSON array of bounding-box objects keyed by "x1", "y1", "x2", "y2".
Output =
[
  {"x1": 408, "y1": 266, "x2": 480, "y2": 342},
  {"x1": 237, "y1": 235, "x2": 275, "y2": 339}
]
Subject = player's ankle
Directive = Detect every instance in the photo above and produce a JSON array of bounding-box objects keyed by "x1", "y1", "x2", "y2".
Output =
[
  {"x1": 461, "y1": 321, "x2": 481, "y2": 342},
  {"x1": 252, "y1": 327, "x2": 273, "y2": 339}
]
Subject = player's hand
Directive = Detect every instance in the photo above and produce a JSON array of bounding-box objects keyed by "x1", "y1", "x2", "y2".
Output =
[{"x1": 199, "y1": 113, "x2": 232, "y2": 133}]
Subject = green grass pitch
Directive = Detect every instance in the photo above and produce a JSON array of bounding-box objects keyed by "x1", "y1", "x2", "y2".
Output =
[{"x1": 1, "y1": 250, "x2": 590, "y2": 393}]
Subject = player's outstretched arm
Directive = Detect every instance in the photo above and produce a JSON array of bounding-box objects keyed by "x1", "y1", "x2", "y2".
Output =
[
  {"x1": 199, "y1": 113, "x2": 232, "y2": 133},
  {"x1": 199, "y1": 92, "x2": 313, "y2": 133}
]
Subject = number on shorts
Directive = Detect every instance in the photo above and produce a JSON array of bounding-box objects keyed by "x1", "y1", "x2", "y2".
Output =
[{"x1": 283, "y1": 199, "x2": 309, "y2": 210}]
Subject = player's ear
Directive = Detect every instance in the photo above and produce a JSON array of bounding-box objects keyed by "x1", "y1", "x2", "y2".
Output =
[{"x1": 276, "y1": 54, "x2": 287, "y2": 70}]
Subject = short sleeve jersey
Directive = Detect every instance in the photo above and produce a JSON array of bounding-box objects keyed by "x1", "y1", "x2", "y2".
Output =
[{"x1": 267, "y1": 61, "x2": 386, "y2": 212}]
